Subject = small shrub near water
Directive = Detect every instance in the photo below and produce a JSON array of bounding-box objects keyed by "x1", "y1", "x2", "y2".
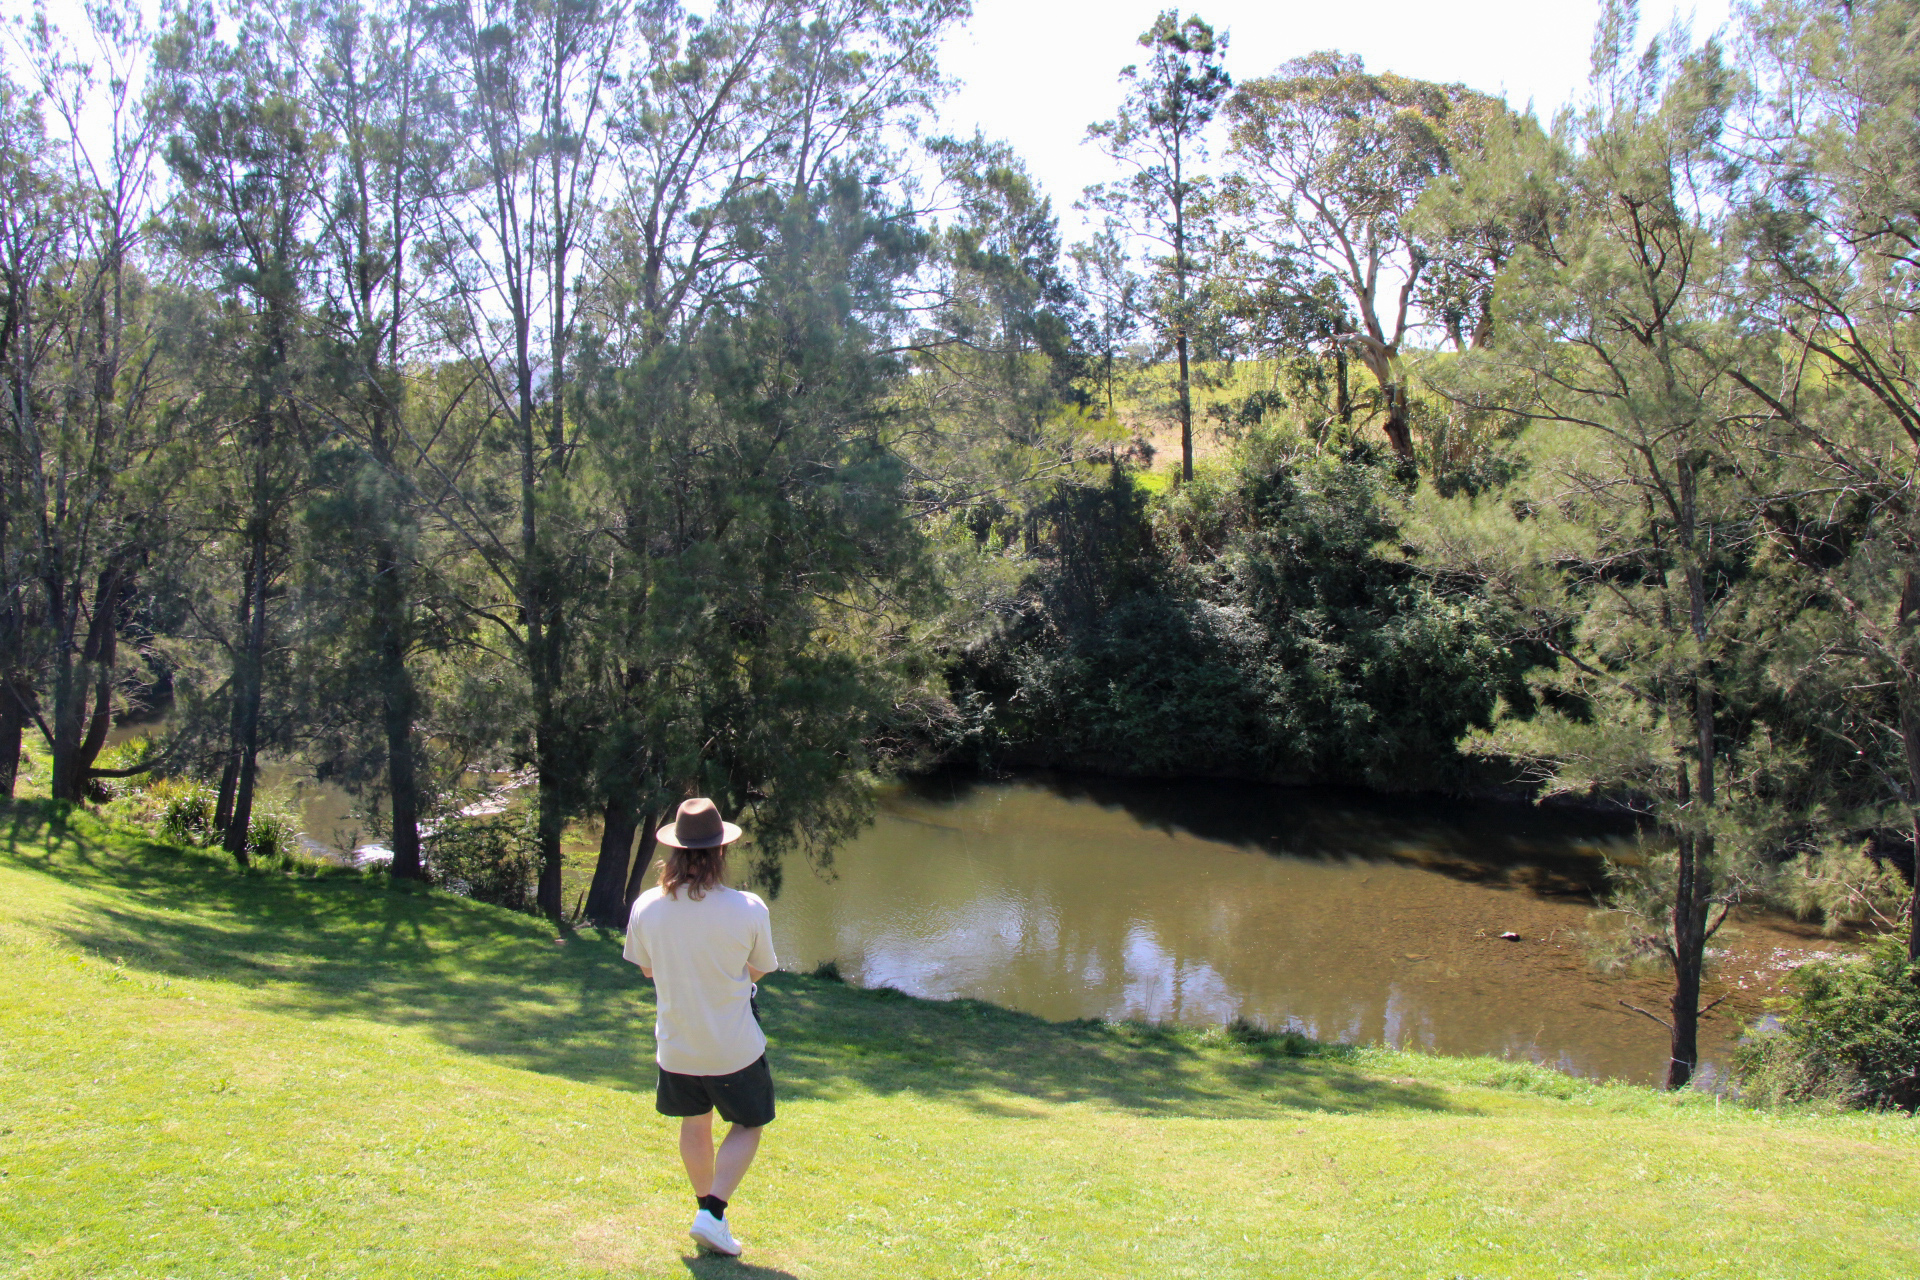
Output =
[
  {"x1": 424, "y1": 810, "x2": 538, "y2": 913},
  {"x1": 154, "y1": 780, "x2": 219, "y2": 846},
  {"x1": 1736, "y1": 934, "x2": 1920, "y2": 1111},
  {"x1": 245, "y1": 812, "x2": 300, "y2": 862}
]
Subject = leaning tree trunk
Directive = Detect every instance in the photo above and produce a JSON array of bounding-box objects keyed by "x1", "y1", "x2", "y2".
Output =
[
  {"x1": 624, "y1": 810, "x2": 662, "y2": 908},
  {"x1": 50, "y1": 565, "x2": 125, "y2": 802},
  {"x1": 584, "y1": 793, "x2": 640, "y2": 927}
]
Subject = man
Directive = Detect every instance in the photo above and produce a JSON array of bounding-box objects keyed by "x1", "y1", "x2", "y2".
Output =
[{"x1": 624, "y1": 797, "x2": 778, "y2": 1258}]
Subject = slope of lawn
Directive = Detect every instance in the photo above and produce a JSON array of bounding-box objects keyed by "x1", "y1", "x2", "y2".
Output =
[{"x1": 2, "y1": 800, "x2": 1917, "y2": 1280}]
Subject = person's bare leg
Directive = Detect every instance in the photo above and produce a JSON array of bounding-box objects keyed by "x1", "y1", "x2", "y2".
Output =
[
  {"x1": 711, "y1": 1124, "x2": 763, "y2": 1200},
  {"x1": 678, "y1": 1113, "x2": 715, "y2": 1196}
]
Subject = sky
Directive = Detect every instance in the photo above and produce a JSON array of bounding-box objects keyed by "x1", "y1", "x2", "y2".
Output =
[{"x1": 934, "y1": 0, "x2": 1737, "y2": 237}]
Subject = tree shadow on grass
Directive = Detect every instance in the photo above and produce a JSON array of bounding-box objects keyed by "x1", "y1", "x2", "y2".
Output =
[{"x1": 7, "y1": 801, "x2": 1471, "y2": 1121}]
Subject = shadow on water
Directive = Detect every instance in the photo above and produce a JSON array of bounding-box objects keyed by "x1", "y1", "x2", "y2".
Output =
[
  {"x1": 7, "y1": 802, "x2": 1463, "y2": 1122},
  {"x1": 900, "y1": 768, "x2": 1641, "y2": 899}
]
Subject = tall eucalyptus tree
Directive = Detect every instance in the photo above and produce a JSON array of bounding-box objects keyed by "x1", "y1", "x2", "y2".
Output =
[
  {"x1": 155, "y1": 0, "x2": 326, "y2": 859},
  {"x1": 1083, "y1": 9, "x2": 1230, "y2": 484}
]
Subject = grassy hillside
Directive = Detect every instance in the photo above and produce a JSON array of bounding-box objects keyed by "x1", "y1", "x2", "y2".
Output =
[{"x1": 3, "y1": 803, "x2": 1916, "y2": 1279}]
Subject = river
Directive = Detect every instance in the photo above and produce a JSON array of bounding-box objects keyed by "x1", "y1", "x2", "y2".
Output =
[
  {"x1": 750, "y1": 772, "x2": 1843, "y2": 1086},
  {"x1": 236, "y1": 749, "x2": 1841, "y2": 1087}
]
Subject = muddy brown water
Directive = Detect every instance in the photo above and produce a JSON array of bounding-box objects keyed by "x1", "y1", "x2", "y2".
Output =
[
  {"x1": 130, "y1": 716, "x2": 1841, "y2": 1087},
  {"x1": 744, "y1": 773, "x2": 1846, "y2": 1087}
]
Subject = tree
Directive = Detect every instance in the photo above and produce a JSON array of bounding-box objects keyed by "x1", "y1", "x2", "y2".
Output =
[
  {"x1": 1225, "y1": 52, "x2": 1503, "y2": 463},
  {"x1": 1069, "y1": 225, "x2": 1139, "y2": 422},
  {"x1": 293, "y1": 0, "x2": 451, "y2": 880},
  {"x1": 1418, "y1": 12, "x2": 1773, "y2": 1088},
  {"x1": 3, "y1": 1, "x2": 173, "y2": 805},
  {"x1": 430, "y1": 0, "x2": 625, "y2": 918},
  {"x1": 1084, "y1": 9, "x2": 1230, "y2": 484},
  {"x1": 570, "y1": 0, "x2": 966, "y2": 926},
  {"x1": 156, "y1": 0, "x2": 328, "y2": 860},
  {"x1": 1734, "y1": 0, "x2": 1920, "y2": 959}
]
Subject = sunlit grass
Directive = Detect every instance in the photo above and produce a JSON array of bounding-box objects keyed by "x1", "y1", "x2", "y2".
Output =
[{"x1": 3, "y1": 801, "x2": 1916, "y2": 1278}]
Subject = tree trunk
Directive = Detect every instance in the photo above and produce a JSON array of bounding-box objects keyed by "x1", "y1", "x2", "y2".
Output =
[
  {"x1": 1667, "y1": 830, "x2": 1707, "y2": 1090},
  {"x1": 1335, "y1": 350, "x2": 1352, "y2": 425},
  {"x1": 625, "y1": 810, "x2": 661, "y2": 908},
  {"x1": 585, "y1": 793, "x2": 640, "y2": 927},
  {"x1": 222, "y1": 528, "x2": 269, "y2": 865},
  {"x1": 51, "y1": 566, "x2": 124, "y2": 802},
  {"x1": 1176, "y1": 328, "x2": 1193, "y2": 483},
  {"x1": 0, "y1": 677, "x2": 27, "y2": 799},
  {"x1": 1899, "y1": 674, "x2": 1920, "y2": 961},
  {"x1": 1381, "y1": 382, "x2": 1415, "y2": 461},
  {"x1": 377, "y1": 538, "x2": 424, "y2": 881}
]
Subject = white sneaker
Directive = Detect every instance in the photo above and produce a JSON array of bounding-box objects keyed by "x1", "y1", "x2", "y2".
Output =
[{"x1": 690, "y1": 1209, "x2": 742, "y2": 1256}]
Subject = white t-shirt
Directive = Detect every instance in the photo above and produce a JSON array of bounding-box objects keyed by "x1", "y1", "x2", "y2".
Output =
[{"x1": 624, "y1": 883, "x2": 779, "y2": 1076}]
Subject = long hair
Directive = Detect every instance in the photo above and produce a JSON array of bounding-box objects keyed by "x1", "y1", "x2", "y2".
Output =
[{"x1": 659, "y1": 843, "x2": 728, "y2": 900}]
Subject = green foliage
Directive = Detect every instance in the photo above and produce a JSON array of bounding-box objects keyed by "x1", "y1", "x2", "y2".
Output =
[
  {"x1": 423, "y1": 810, "x2": 539, "y2": 914},
  {"x1": 244, "y1": 811, "x2": 301, "y2": 863},
  {"x1": 154, "y1": 780, "x2": 219, "y2": 847},
  {"x1": 960, "y1": 441, "x2": 1523, "y2": 787},
  {"x1": 1737, "y1": 935, "x2": 1920, "y2": 1111}
]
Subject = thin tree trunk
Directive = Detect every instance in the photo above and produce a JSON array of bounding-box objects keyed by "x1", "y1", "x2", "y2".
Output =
[
  {"x1": 625, "y1": 810, "x2": 661, "y2": 908},
  {"x1": 1335, "y1": 350, "x2": 1352, "y2": 425},
  {"x1": 1176, "y1": 329, "x2": 1193, "y2": 483},
  {"x1": 585, "y1": 793, "x2": 640, "y2": 927},
  {"x1": 1668, "y1": 541, "x2": 1717, "y2": 1089},
  {"x1": 1899, "y1": 674, "x2": 1920, "y2": 960},
  {"x1": 377, "y1": 538, "x2": 424, "y2": 880},
  {"x1": 1667, "y1": 829, "x2": 1706, "y2": 1090},
  {"x1": 222, "y1": 528, "x2": 269, "y2": 865}
]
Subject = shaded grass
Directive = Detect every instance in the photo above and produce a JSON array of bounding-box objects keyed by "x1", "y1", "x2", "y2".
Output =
[{"x1": 4, "y1": 799, "x2": 1918, "y2": 1278}]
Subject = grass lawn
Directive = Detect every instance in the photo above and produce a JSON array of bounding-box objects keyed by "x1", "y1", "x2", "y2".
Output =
[{"x1": 2, "y1": 802, "x2": 1916, "y2": 1279}]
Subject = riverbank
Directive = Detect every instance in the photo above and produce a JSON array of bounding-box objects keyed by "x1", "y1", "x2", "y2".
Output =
[{"x1": 3, "y1": 803, "x2": 1916, "y2": 1278}]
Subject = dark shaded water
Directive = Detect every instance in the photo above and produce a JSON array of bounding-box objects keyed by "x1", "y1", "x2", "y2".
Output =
[{"x1": 755, "y1": 773, "x2": 1841, "y2": 1085}]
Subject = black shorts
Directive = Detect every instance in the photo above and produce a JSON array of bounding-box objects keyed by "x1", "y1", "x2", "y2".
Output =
[{"x1": 656, "y1": 1055, "x2": 776, "y2": 1128}]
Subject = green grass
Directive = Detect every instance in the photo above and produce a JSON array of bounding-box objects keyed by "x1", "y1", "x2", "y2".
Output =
[{"x1": 3, "y1": 802, "x2": 1917, "y2": 1278}]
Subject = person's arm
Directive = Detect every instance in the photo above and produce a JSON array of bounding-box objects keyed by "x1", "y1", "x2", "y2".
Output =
[
  {"x1": 641, "y1": 967, "x2": 654, "y2": 979},
  {"x1": 745, "y1": 901, "x2": 778, "y2": 984}
]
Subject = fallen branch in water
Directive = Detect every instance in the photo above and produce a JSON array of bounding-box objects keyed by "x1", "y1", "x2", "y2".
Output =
[{"x1": 1619, "y1": 999, "x2": 1673, "y2": 1031}]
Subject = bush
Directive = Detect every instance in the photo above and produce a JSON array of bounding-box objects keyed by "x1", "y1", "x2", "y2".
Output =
[
  {"x1": 246, "y1": 811, "x2": 301, "y2": 862},
  {"x1": 154, "y1": 780, "x2": 218, "y2": 846},
  {"x1": 424, "y1": 810, "x2": 538, "y2": 913},
  {"x1": 1736, "y1": 934, "x2": 1920, "y2": 1111}
]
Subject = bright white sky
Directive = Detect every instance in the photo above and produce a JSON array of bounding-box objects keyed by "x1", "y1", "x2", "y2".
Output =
[{"x1": 937, "y1": 0, "x2": 1737, "y2": 238}]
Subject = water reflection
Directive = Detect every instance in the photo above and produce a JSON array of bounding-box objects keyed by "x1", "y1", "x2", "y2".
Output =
[{"x1": 757, "y1": 772, "x2": 1824, "y2": 1085}]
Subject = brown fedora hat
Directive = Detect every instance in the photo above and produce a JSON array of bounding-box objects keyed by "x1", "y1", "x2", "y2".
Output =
[{"x1": 656, "y1": 797, "x2": 743, "y2": 849}]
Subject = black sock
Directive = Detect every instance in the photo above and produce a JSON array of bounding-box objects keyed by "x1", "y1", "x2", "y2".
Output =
[{"x1": 697, "y1": 1194, "x2": 727, "y2": 1219}]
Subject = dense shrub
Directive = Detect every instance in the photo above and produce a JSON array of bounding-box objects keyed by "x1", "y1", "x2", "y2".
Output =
[
  {"x1": 1736, "y1": 935, "x2": 1920, "y2": 1111},
  {"x1": 958, "y1": 446, "x2": 1527, "y2": 788},
  {"x1": 154, "y1": 780, "x2": 219, "y2": 846},
  {"x1": 424, "y1": 811, "x2": 538, "y2": 913},
  {"x1": 246, "y1": 812, "x2": 301, "y2": 862}
]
